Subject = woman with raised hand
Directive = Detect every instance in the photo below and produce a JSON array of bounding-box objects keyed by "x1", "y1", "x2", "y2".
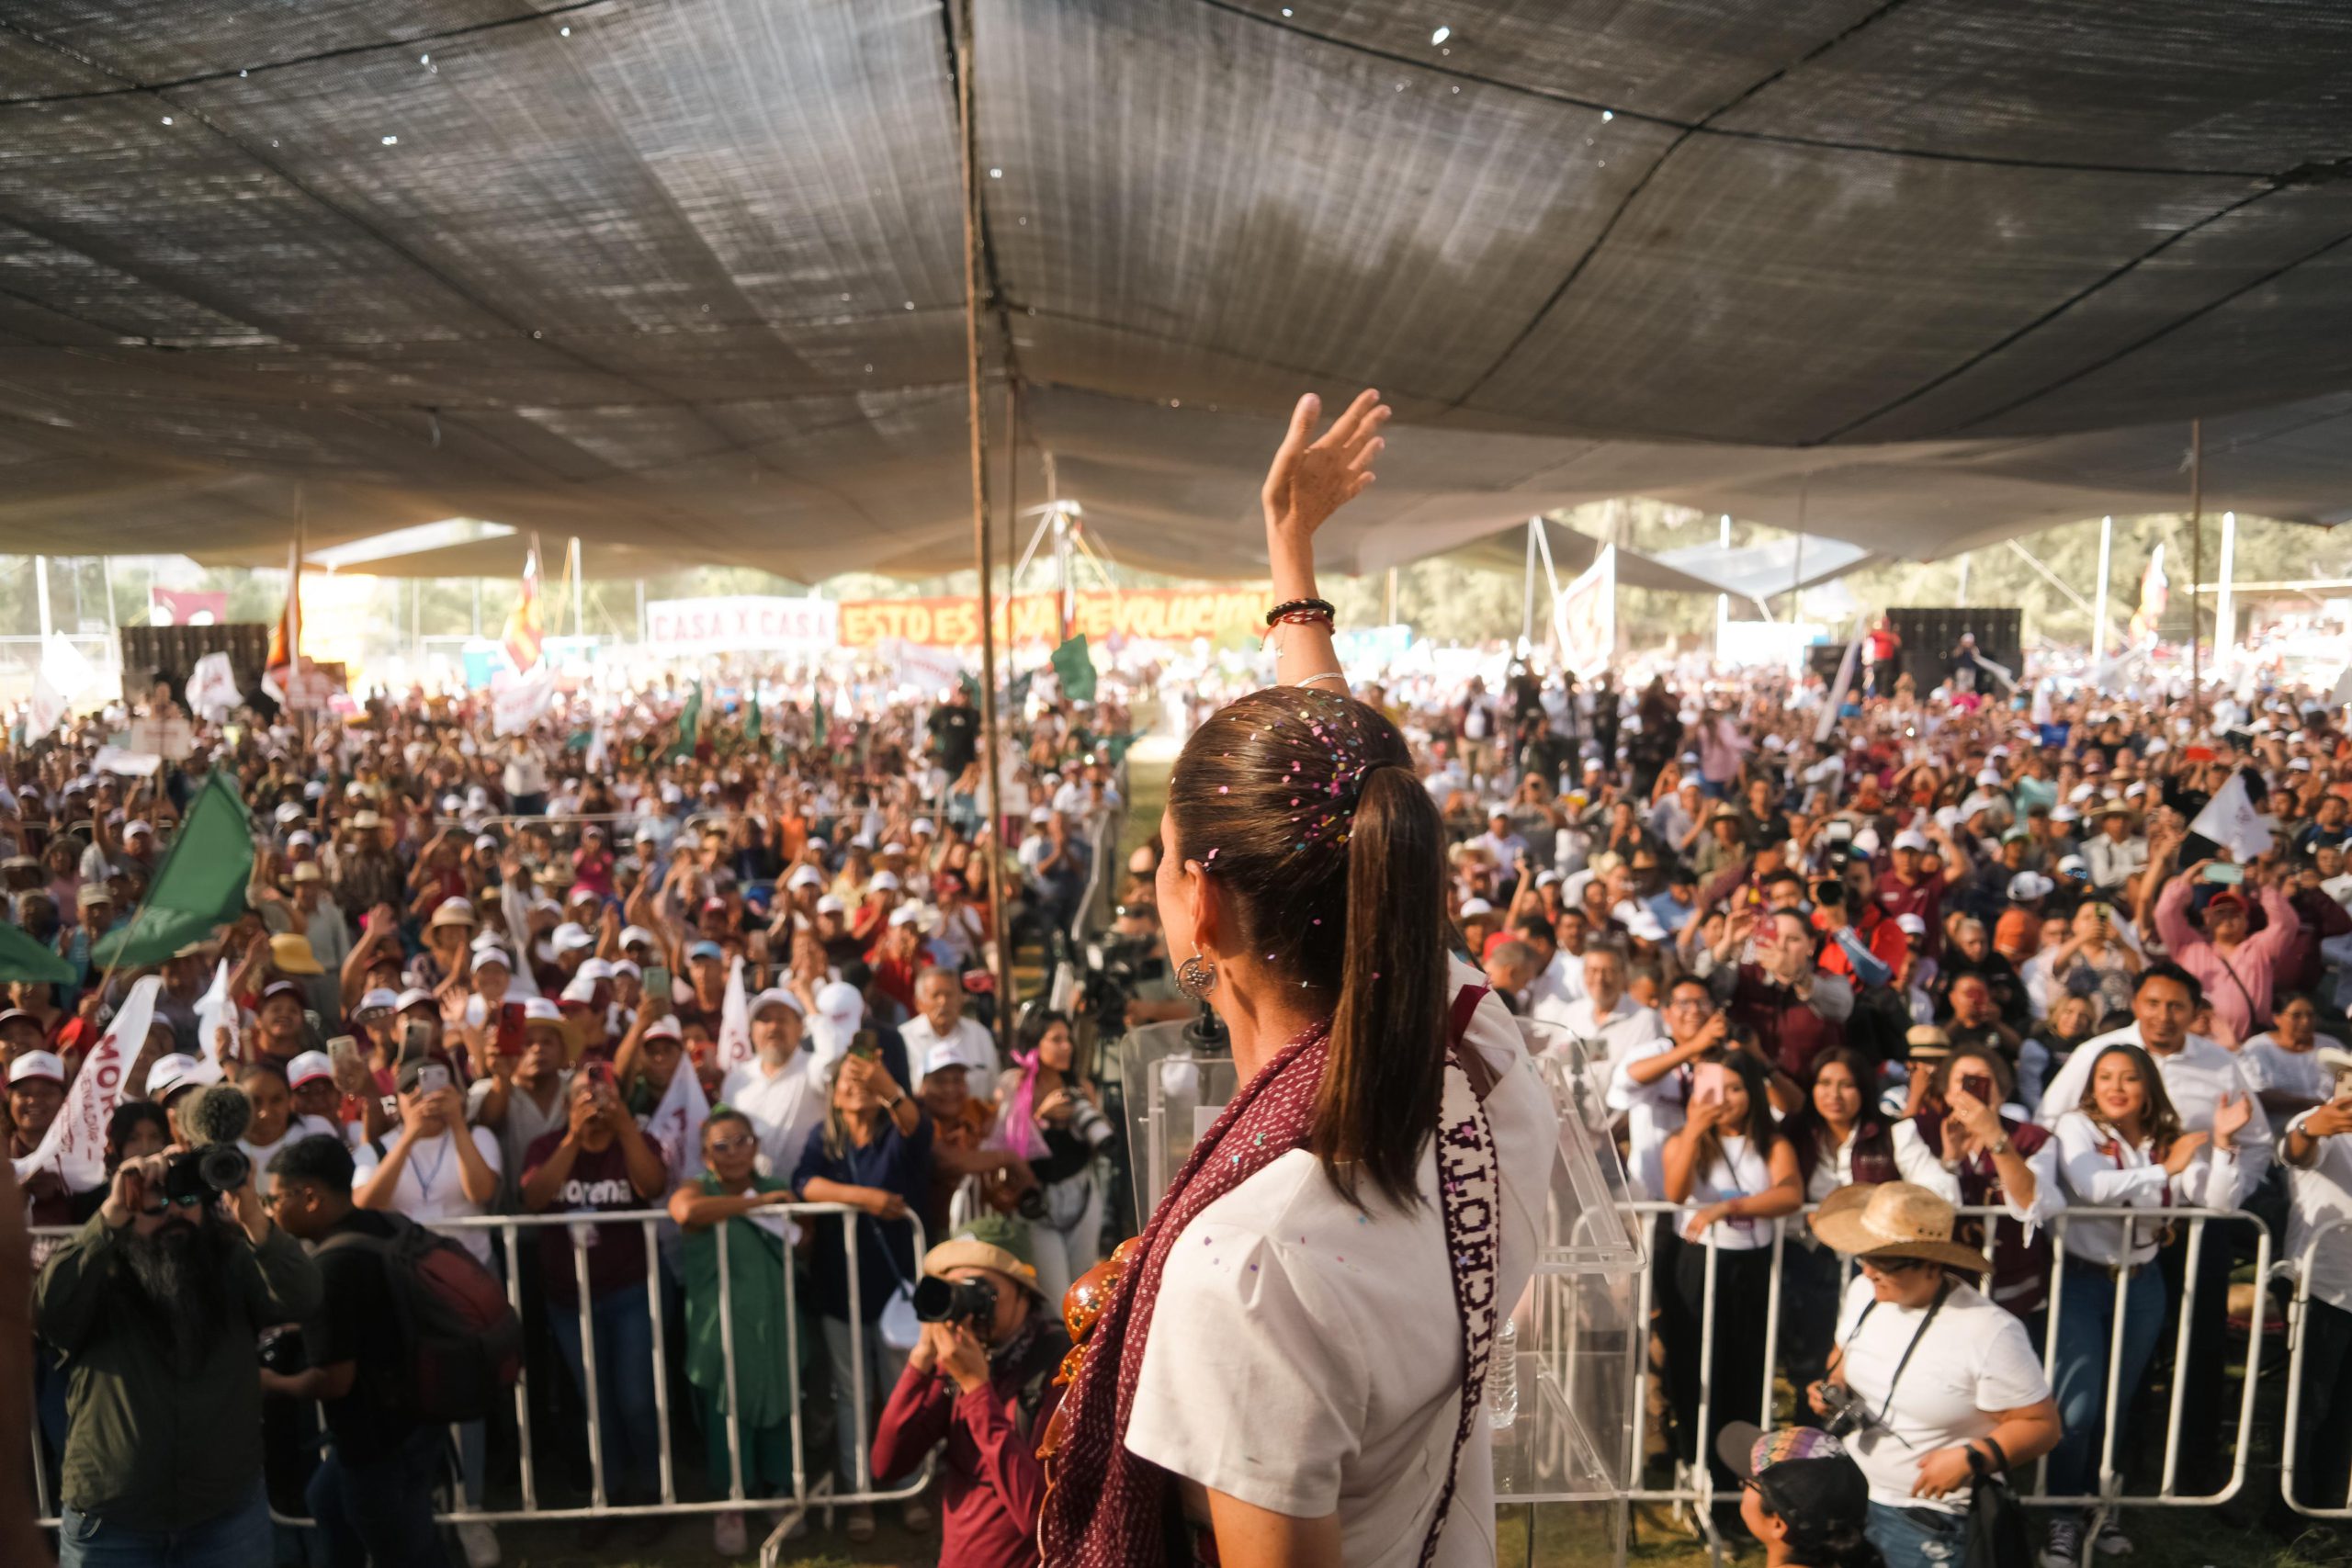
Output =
[{"x1": 1037, "y1": 391, "x2": 1559, "y2": 1568}]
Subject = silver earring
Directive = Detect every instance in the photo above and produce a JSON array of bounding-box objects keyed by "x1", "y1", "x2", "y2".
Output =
[{"x1": 1176, "y1": 953, "x2": 1218, "y2": 999}]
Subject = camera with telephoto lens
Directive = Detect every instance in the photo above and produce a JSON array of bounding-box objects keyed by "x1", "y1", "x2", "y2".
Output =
[
  {"x1": 1815, "y1": 1381, "x2": 1883, "y2": 1441},
  {"x1": 913, "y1": 1273, "x2": 998, "y2": 1327},
  {"x1": 160, "y1": 1142, "x2": 250, "y2": 1205},
  {"x1": 1082, "y1": 931, "x2": 1164, "y2": 1039}
]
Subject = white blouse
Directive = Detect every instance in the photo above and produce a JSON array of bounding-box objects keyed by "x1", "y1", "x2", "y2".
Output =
[{"x1": 2052, "y1": 1110, "x2": 2245, "y2": 1267}]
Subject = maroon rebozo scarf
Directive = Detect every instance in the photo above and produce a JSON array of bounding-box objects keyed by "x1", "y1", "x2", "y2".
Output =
[{"x1": 1040, "y1": 987, "x2": 1499, "y2": 1567}]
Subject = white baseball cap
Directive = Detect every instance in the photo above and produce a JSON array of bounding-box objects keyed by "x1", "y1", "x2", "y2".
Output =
[
  {"x1": 1894, "y1": 913, "x2": 1928, "y2": 937},
  {"x1": 6, "y1": 1050, "x2": 63, "y2": 1087},
  {"x1": 145, "y1": 1053, "x2": 221, "y2": 1100},
  {"x1": 921, "y1": 1033, "x2": 991, "y2": 1079},
  {"x1": 551, "y1": 922, "x2": 595, "y2": 952},
  {"x1": 750, "y1": 987, "x2": 806, "y2": 1019},
  {"x1": 870, "y1": 871, "x2": 902, "y2": 893},
  {"x1": 808, "y1": 980, "x2": 865, "y2": 1063},
  {"x1": 2007, "y1": 872, "x2": 2053, "y2": 901},
  {"x1": 286, "y1": 1050, "x2": 335, "y2": 1089},
  {"x1": 787, "y1": 865, "x2": 825, "y2": 891},
  {"x1": 1893, "y1": 829, "x2": 1930, "y2": 852},
  {"x1": 1460, "y1": 897, "x2": 1495, "y2": 917}
]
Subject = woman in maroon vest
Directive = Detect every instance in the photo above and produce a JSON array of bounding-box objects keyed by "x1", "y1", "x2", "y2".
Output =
[{"x1": 1911, "y1": 1047, "x2": 2062, "y2": 1325}]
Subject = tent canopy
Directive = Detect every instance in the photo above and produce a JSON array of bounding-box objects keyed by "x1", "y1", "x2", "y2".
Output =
[{"x1": 3, "y1": 1, "x2": 2349, "y2": 582}]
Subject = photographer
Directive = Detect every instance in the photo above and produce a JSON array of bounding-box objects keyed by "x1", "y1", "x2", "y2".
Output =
[
  {"x1": 262, "y1": 1134, "x2": 448, "y2": 1568},
  {"x1": 989, "y1": 1008, "x2": 1114, "y2": 1305},
  {"x1": 1808, "y1": 1182, "x2": 2060, "y2": 1568},
  {"x1": 871, "y1": 1217, "x2": 1069, "y2": 1568},
  {"x1": 34, "y1": 1121, "x2": 322, "y2": 1566}
]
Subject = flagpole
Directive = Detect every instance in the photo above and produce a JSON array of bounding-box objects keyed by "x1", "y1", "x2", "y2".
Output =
[
  {"x1": 956, "y1": 0, "x2": 1015, "y2": 1055},
  {"x1": 2091, "y1": 515, "x2": 2112, "y2": 667}
]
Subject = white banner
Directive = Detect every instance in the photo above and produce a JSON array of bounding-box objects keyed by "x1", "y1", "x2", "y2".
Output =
[
  {"x1": 644, "y1": 1043, "x2": 710, "y2": 1189},
  {"x1": 645, "y1": 596, "x2": 839, "y2": 655},
  {"x1": 1553, "y1": 546, "x2": 1615, "y2": 680},
  {"x1": 876, "y1": 637, "x2": 969, "y2": 695},
  {"x1": 15, "y1": 976, "x2": 163, "y2": 1190},
  {"x1": 185, "y1": 652, "x2": 243, "y2": 723},
  {"x1": 26, "y1": 633, "x2": 99, "y2": 743},
  {"x1": 715, "y1": 955, "x2": 754, "y2": 1076},
  {"x1": 492, "y1": 663, "x2": 557, "y2": 737}
]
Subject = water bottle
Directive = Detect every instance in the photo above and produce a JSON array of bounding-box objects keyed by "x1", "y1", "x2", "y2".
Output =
[{"x1": 1487, "y1": 1316, "x2": 1520, "y2": 1428}]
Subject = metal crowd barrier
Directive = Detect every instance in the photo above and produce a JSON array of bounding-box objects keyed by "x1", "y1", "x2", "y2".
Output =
[
  {"x1": 1618, "y1": 1200, "x2": 2292, "y2": 1551},
  {"x1": 26, "y1": 1204, "x2": 929, "y2": 1554},
  {"x1": 27, "y1": 1197, "x2": 2346, "y2": 1551},
  {"x1": 2281, "y1": 1213, "x2": 2352, "y2": 1520}
]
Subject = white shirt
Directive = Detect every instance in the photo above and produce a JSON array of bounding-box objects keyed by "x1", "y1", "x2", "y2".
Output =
[
  {"x1": 2038, "y1": 1025, "x2": 2272, "y2": 1189},
  {"x1": 898, "y1": 1013, "x2": 1000, "y2": 1084},
  {"x1": 1834, "y1": 1275, "x2": 2052, "y2": 1512},
  {"x1": 2238, "y1": 1034, "x2": 2343, "y2": 1108},
  {"x1": 1523, "y1": 952, "x2": 1588, "y2": 1027},
  {"x1": 721, "y1": 1052, "x2": 831, "y2": 1180},
  {"x1": 1125, "y1": 962, "x2": 1557, "y2": 1568},
  {"x1": 1607, "y1": 1036, "x2": 1692, "y2": 1201},
  {"x1": 1676, "y1": 1134, "x2": 1779, "y2": 1251},
  {"x1": 352, "y1": 1126, "x2": 503, "y2": 1264},
  {"x1": 1544, "y1": 994, "x2": 1661, "y2": 1103},
  {"x1": 1803, "y1": 1121, "x2": 1959, "y2": 1203},
  {"x1": 2051, "y1": 1110, "x2": 2245, "y2": 1266},
  {"x1": 239, "y1": 1114, "x2": 345, "y2": 1198},
  {"x1": 2282, "y1": 1109, "x2": 2352, "y2": 1314}
]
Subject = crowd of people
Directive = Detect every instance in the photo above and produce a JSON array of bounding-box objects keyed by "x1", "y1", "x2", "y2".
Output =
[{"x1": 4, "y1": 395, "x2": 2350, "y2": 1568}]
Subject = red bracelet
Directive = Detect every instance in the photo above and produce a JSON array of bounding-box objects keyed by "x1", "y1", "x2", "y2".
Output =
[{"x1": 1265, "y1": 597, "x2": 1335, "y2": 627}]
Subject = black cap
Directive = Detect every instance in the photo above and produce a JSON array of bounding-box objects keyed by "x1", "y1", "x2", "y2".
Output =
[{"x1": 1715, "y1": 1422, "x2": 1870, "y2": 1538}]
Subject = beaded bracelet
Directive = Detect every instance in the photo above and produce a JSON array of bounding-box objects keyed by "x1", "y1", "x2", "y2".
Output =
[{"x1": 1264, "y1": 597, "x2": 1335, "y2": 628}]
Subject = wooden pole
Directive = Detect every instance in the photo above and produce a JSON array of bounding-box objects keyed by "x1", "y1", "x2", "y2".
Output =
[
  {"x1": 2188, "y1": 418, "x2": 2203, "y2": 725},
  {"x1": 956, "y1": 0, "x2": 1015, "y2": 1054}
]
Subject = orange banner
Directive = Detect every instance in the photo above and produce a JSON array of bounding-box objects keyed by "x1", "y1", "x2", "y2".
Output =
[{"x1": 837, "y1": 587, "x2": 1268, "y2": 649}]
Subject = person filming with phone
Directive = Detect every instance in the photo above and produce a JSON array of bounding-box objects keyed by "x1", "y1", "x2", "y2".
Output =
[
  {"x1": 34, "y1": 1096, "x2": 322, "y2": 1567},
  {"x1": 1807, "y1": 1182, "x2": 2060, "y2": 1568}
]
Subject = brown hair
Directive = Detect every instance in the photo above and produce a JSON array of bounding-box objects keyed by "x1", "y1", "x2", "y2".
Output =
[
  {"x1": 1168, "y1": 689, "x2": 1444, "y2": 1210},
  {"x1": 2075, "y1": 1042, "x2": 2184, "y2": 1152}
]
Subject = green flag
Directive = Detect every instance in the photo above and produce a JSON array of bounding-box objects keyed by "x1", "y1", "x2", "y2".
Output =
[
  {"x1": 745, "y1": 693, "x2": 762, "y2": 745},
  {"x1": 1050, "y1": 634, "x2": 1097, "y2": 705},
  {"x1": 0, "y1": 921, "x2": 74, "y2": 985},
  {"x1": 669, "y1": 682, "x2": 702, "y2": 761},
  {"x1": 1006, "y1": 671, "x2": 1034, "y2": 709},
  {"x1": 957, "y1": 671, "x2": 981, "y2": 704},
  {"x1": 1103, "y1": 729, "x2": 1142, "y2": 766},
  {"x1": 811, "y1": 697, "x2": 827, "y2": 750},
  {"x1": 94, "y1": 770, "x2": 254, "y2": 970}
]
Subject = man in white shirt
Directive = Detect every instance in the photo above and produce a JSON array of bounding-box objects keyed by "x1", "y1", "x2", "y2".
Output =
[
  {"x1": 1549, "y1": 947, "x2": 1662, "y2": 1104},
  {"x1": 1469, "y1": 807, "x2": 1528, "y2": 879},
  {"x1": 1606, "y1": 975, "x2": 1727, "y2": 1202},
  {"x1": 719, "y1": 990, "x2": 830, "y2": 1179},
  {"x1": 1516, "y1": 918, "x2": 1587, "y2": 1027},
  {"x1": 2037, "y1": 959, "x2": 2268, "y2": 1494},
  {"x1": 2278, "y1": 1055, "x2": 2352, "y2": 1509},
  {"x1": 899, "y1": 967, "x2": 1000, "y2": 1088}
]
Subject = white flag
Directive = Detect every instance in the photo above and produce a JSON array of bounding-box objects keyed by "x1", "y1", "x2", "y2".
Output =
[
  {"x1": 186, "y1": 651, "x2": 243, "y2": 721},
  {"x1": 2188, "y1": 771, "x2": 2276, "y2": 863},
  {"x1": 15, "y1": 976, "x2": 163, "y2": 1191},
  {"x1": 2030, "y1": 679, "x2": 2054, "y2": 728},
  {"x1": 492, "y1": 663, "x2": 556, "y2": 737},
  {"x1": 195, "y1": 958, "x2": 238, "y2": 1067},
  {"x1": 25, "y1": 634, "x2": 98, "y2": 744},
  {"x1": 714, "y1": 955, "x2": 754, "y2": 1076},
  {"x1": 1815, "y1": 626, "x2": 1865, "y2": 743},
  {"x1": 643, "y1": 1049, "x2": 709, "y2": 1188}
]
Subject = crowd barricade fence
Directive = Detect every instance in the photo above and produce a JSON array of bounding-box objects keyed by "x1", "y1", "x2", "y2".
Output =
[
  {"x1": 28, "y1": 1197, "x2": 2338, "y2": 1555},
  {"x1": 26, "y1": 1203, "x2": 928, "y2": 1555},
  {"x1": 1615, "y1": 1200, "x2": 2287, "y2": 1561},
  {"x1": 2280, "y1": 1213, "x2": 2352, "y2": 1520}
]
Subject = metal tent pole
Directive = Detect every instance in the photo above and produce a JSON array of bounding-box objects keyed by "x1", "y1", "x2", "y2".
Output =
[
  {"x1": 2215, "y1": 510, "x2": 2237, "y2": 671},
  {"x1": 1520, "y1": 519, "x2": 1538, "y2": 650},
  {"x1": 2091, "y1": 516, "x2": 2112, "y2": 665},
  {"x1": 2188, "y1": 419, "x2": 2203, "y2": 723},
  {"x1": 956, "y1": 0, "x2": 1015, "y2": 1055}
]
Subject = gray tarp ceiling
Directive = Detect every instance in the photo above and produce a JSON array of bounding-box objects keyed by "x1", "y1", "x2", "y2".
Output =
[{"x1": 3, "y1": 0, "x2": 2352, "y2": 584}]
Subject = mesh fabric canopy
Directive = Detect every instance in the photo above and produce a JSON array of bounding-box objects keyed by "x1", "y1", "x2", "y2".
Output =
[{"x1": 3, "y1": 1, "x2": 2349, "y2": 581}]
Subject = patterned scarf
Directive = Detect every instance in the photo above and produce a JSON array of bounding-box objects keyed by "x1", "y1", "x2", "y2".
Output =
[{"x1": 1041, "y1": 989, "x2": 1500, "y2": 1567}]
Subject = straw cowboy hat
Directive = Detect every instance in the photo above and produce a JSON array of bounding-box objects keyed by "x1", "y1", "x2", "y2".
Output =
[{"x1": 1809, "y1": 1181, "x2": 1991, "y2": 1275}]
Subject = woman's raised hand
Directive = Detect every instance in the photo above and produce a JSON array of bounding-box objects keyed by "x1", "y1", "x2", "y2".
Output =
[{"x1": 1261, "y1": 389, "x2": 1390, "y2": 544}]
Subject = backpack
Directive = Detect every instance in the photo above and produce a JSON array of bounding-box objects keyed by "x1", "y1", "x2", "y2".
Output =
[{"x1": 321, "y1": 1212, "x2": 522, "y2": 1422}]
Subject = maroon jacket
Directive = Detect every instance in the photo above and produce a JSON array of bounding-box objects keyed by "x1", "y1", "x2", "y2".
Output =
[
  {"x1": 1727, "y1": 964, "x2": 1844, "y2": 1083},
  {"x1": 873, "y1": 1318, "x2": 1068, "y2": 1568},
  {"x1": 1914, "y1": 1111, "x2": 2053, "y2": 1320}
]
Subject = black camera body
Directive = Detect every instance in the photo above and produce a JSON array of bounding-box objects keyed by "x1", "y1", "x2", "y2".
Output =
[
  {"x1": 913, "y1": 1274, "x2": 997, "y2": 1327},
  {"x1": 161, "y1": 1143, "x2": 251, "y2": 1206},
  {"x1": 1817, "y1": 1382, "x2": 1883, "y2": 1441}
]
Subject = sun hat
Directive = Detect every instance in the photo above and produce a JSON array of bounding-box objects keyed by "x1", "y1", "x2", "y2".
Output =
[
  {"x1": 1809, "y1": 1180, "x2": 1991, "y2": 1274},
  {"x1": 922, "y1": 1213, "x2": 1041, "y2": 1296}
]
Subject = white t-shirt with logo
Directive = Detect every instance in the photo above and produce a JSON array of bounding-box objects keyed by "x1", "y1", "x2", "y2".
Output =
[
  {"x1": 1124, "y1": 965, "x2": 1557, "y2": 1567},
  {"x1": 1834, "y1": 1274, "x2": 2051, "y2": 1512},
  {"x1": 351, "y1": 1126, "x2": 504, "y2": 1264}
]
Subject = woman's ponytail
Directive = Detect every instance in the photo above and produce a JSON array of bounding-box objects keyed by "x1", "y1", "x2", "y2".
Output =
[{"x1": 1313, "y1": 762, "x2": 1449, "y2": 1211}]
